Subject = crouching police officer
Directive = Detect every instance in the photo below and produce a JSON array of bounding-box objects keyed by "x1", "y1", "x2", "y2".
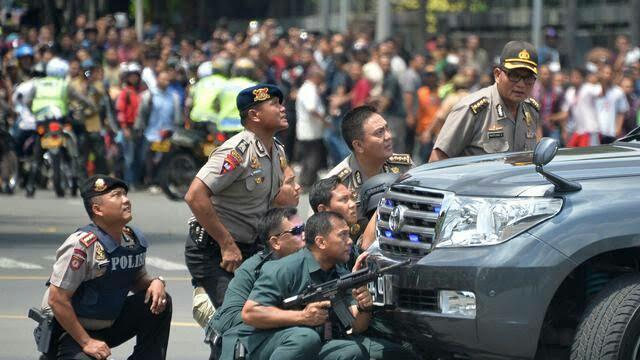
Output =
[{"x1": 36, "y1": 175, "x2": 171, "y2": 359}]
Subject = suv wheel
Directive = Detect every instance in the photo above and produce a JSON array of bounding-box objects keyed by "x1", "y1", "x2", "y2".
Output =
[{"x1": 571, "y1": 274, "x2": 640, "y2": 360}]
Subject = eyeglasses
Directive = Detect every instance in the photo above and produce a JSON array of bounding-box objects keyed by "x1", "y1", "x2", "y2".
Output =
[
  {"x1": 272, "y1": 224, "x2": 304, "y2": 238},
  {"x1": 500, "y1": 67, "x2": 537, "y2": 85}
]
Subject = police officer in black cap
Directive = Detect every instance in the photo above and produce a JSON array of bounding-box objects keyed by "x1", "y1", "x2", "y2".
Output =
[
  {"x1": 431, "y1": 40, "x2": 541, "y2": 162},
  {"x1": 38, "y1": 175, "x2": 171, "y2": 360},
  {"x1": 184, "y1": 84, "x2": 288, "y2": 310}
]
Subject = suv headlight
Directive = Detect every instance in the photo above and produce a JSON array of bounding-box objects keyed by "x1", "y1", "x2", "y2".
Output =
[{"x1": 434, "y1": 196, "x2": 563, "y2": 248}]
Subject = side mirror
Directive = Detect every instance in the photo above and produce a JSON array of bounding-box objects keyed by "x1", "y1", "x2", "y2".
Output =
[
  {"x1": 533, "y1": 137, "x2": 581, "y2": 193},
  {"x1": 533, "y1": 137, "x2": 558, "y2": 168}
]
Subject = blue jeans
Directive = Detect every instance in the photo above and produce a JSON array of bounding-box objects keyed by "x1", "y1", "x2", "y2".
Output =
[{"x1": 117, "y1": 131, "x2": 141, "y2": 185}]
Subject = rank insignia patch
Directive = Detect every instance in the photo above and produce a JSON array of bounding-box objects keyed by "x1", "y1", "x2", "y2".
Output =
[
  {"x1": 93, "y1": 178, "x2": 107, "y2": 192},
  {"x1": 79, "y1": 232, "x2": 97, "y2": 248},
  {"x1": 70, "y1": 254, "x2": 85, "y2": 270},
  {"x1": 95, "y1": 243, "x2": 107, "y2": 261},
  {"x1": 470, "y1": 97, "x2": 489, "y2": 114}
]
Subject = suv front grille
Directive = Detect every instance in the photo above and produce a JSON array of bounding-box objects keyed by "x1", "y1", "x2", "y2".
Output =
[
  {"x1": 377, "y1": 185, "x2": 446, "y2": 259},
  {"x1": 398, "y1": 288, "x2": 439, "y2": 311}
]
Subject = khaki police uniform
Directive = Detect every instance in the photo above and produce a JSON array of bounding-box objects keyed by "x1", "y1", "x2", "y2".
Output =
[
  {"x1": 326, "y1": 153, "x2": 413, "y2": 206},
  {"x1": 434, "y1": 83, "x2": 540, "y2": 158}
]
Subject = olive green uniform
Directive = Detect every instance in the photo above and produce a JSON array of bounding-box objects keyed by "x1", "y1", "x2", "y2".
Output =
[
  {"x1": 434, "y1": 83, "x2": 540, "y2": 158},
  {"x1": 238, "y1": 248, "x2": 413, "y2": 360}
]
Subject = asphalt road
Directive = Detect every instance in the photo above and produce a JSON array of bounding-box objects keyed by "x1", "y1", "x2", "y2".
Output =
[{"x1": 0, "y1": 187, "x2": 312, "y2": 360}]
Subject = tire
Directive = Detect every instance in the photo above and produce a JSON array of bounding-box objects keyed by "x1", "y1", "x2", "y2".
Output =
[
  {"x1": 50, "y1": 152, "x2": 65, "y2": 197},
  {"x1": 571, "y1": 274, "x2": 640, "y2": 360},
  {"x1": 160, "y1": 152, "x2": 198, "y2": 201}
]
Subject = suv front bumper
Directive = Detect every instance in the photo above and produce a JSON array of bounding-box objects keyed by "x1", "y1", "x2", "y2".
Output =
[{"x1": 367, "y1": 232, "x2": 573, "y2": 359}]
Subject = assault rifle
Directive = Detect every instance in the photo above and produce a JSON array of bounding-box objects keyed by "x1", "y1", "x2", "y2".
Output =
[{"x1": 281, "y1": 259, "x2": 410, "y2": 329}]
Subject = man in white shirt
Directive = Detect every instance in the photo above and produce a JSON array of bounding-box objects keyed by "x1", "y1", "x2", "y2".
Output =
[
  {"x1": 295, "y1": 65, "x2": 327, "y2": 187},
  {"x1": 595, "y1": 64, "x2": 629, "y2": 143},
  {"x1": 563, "y1": 68, "x2": 601, "y2": 147}
]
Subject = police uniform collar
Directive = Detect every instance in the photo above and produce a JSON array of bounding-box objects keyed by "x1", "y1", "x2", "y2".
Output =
[
  {"x1": 303, "y1": 247, "x2": 322, "y2": 274},
  {"x1": 491, "y1": 84, "x2": 511, "y2": 119},
  {"x1": 247, "y1": 130, "x2": 270, "y2": 158},
  {"x1": 86, "y1": 224, "x2": 120, "y2": 253}
]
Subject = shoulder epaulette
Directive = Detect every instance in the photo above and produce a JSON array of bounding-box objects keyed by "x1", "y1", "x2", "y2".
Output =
[
  {"x1": 336, "y1": 167, "x2": 352, "y2": 181},
  {"x1": 469, "y1": 97, "x2": 489, "y2": 115},
  {"x1": 387, "y1": 153, "x2": 412, "y2": 165},
  {"x1": 79, "y1": 232, "x2": 97, "y2": 248},
  {"x1": 524, "y1": 97, "x2": 540, "y2": 112}
]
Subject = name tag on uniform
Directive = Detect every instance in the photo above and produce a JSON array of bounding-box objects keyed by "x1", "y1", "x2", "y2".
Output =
[{"x1": 488, "y1": 131, "x2": 504, "y2": 139}]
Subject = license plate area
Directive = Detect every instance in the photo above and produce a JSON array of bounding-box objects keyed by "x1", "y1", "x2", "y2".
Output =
[
  {"x1": 368, "y1": 274, "x2": 395, "y2": 307},
  {"x1": 41, "y1": 136, "x2": 63, "y2": 149},
  {"x1": 151, "y1": 140, "x2": 171, "y2": 152}
]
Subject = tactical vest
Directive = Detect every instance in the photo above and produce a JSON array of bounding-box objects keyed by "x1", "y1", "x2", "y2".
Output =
[
  {"x1": 217, "y1": 77, "x2": 256, "y2": 132},
  {"x1": 32, "y1": 77, "x2": 69, "y2": 115},
  {"x1": 71, "y1": 224, "x2": 148, "y2": 321},
  {"x1": 190, "y1": 74, "x2": 226, "y2": 123}
]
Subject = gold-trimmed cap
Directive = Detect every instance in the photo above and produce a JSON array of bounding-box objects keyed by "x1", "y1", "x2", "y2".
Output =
[{"x1": 500, "y1": 40, "x2": 538, "y2": 74}]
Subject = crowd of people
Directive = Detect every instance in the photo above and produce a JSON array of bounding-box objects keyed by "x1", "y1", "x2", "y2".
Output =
[{"x1": 1, "y1": 14, "x2": 640, "y2": 194}]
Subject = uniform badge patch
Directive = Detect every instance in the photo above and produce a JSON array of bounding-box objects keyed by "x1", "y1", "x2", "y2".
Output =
[
  {"x1": 470, "y1": 97, "x2": 489, "y2": 115},
  {"x1": 496, "y1": 104, "x2": 506, "y2": 119},
  {"x1": 221, "y1": 153, "x2": 241, "y2": 174},
  {"x1": 230, "y1": 149, "x2": 244, "y2": 163},
  {"x1": 255, "y1": 140, "x2": 265, "y2": 155},
  {"x1": 252, "y1": 87, "x2": 270, "y2": 102},
  {"x1": 390, "y1": 166, "x2": 400, "y2": 174},
  {"x1": 488, "y1": 131, "x2": 505, "y2": 139},
  {"x1": 79, "y1": 232, "x2": 97, "y2": 248},
  {"x1": 250, "y1": 155, "x2": 261, "y2": 169},
  {"x1": 95, "y1": 243, "x2": 107, "y2": 261},
  {"x1": 354, "y1": 171, "x2": 363, "y2": 186},
  {"x1": 255, "y1": 177, "x2": 264, "y2": 184},
  {"x1": 236, "y1": 140, "x2": 250, "y2": 155},
  {"x1": 93, "y1": 178, "x2": 107, "y2": 192},
  {"x1": 337, "y1": 168, "x2": 351, "y2": 181},
  {"x1": 279, "y1": 154, "x2": 287, "y2": 171},
  {"x1": 70, "y1": 254, "x2": 85, "y2": 270}
]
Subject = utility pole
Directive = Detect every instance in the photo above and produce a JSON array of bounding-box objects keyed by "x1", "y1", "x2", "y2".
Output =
[
  {"x1": 632, "y1": 0, "x2": 640, "y2": 46},
  {"x1": 135, "y1": 0, "x2": 143, "y2": 42},
  {"x1": 376, "y1": 0, "x2": 392, "y2": 42},
  {"x1": 319, "y1": 0, "x2": 331, "y2": 33},
  {"x1": 339, "y1": 0, "x2": 350, "y2": 33},
  {"x1": 531, "y1": 0, "x2": 543, "y2": 49},
  {"x1": 565, "y1": 0, "x2": 577, "y2": 68},
  {"x1": 418, "y1": 0, "x2": 427, "y2": 53}
]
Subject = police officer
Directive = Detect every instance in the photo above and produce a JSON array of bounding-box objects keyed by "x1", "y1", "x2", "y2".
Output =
[
  {"x1": 430, "y1": 41, "x2": 541, "y2": 162},
  {"x1": 40, "y1": 175, "x2": 171, "y2": 360},
  {"x1": 326, "y1": 105, "x2": 413, "y2": 217},
  {"x1": 216, "y1": 58, "x2": 258, "y2": 134},
  {"x1": 240, "y1": 212, "x2": 412, "y2": 360},
  {"x1": 189, "y1": 57, "x2": 230, "y2": 125},
  {"x1": 184, "y1": 83, "x2": 288, "y2": 309}
]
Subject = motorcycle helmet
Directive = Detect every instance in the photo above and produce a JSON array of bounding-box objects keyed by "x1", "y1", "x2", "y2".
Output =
[
  {"x1": 211, "y1": 56, "x2": 231, "y2": 77},
  {"x1": 125, "y1": 62, "x2": 142, "y2": 74},
  {"x1": 196, "y1": 61, "x2": 213, "y2": 79},
  {"x1": 46, "y1": 58, "x2": 70, "y2": 78},
  {"x1": 231, "y1": 57, "x2": 256, "y2": 79},
  {"x1": 15, "y1": 44, "x2": 34, "y2": 58}
]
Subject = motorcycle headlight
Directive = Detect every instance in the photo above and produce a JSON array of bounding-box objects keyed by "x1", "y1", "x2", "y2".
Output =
[{"x1": 434, "y1": 196, "x2": 563, "y2": 248}]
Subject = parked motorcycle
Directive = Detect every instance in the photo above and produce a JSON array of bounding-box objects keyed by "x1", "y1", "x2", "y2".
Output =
[
  {"x1": 27, "y1": 107, "x2": 79, "y2": 198},
  {"x1": 159, "y1": 122, "x2": 229, "y2": 200}
]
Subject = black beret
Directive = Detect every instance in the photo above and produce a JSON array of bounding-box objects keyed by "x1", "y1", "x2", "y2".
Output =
[
  {"x1": 81, "y1": 175, "x2": 128, "y2": 200},
  {"x1": 236, "y1": 83, "x2": 284, "y2": 112}
]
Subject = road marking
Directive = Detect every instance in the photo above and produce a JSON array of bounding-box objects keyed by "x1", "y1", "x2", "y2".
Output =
[
  {"x1": 0, "y1": 275, "x2": 192, "y2": 281},
  {"x1": 43, "y1": 255, "x2": 56, "y2": 261},
  {"x1": 146, "y1": 256, "x2": 188, "y2": 271},
  {"x1": 0, "y1": 257, "x2": 43, "y2": 269},
  {"x1": 0, "y1": 314, "x2": 199, "y2": 327},
  {"x1": 38, "y1": 227, "x2": 58, "y2": 233}
]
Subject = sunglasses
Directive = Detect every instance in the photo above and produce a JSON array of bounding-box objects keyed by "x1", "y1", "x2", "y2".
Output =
[
  {"x1": 272, "y1": 224, "x2": 304, "y2": 238},
  {"x1": 500, "y1": 67, "x2": 537, "y2": 85}
]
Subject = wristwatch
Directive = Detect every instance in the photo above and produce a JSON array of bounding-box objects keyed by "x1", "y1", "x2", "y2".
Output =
[{"x1": 153, "y1": 276, "x2": 166, "y2": 287}]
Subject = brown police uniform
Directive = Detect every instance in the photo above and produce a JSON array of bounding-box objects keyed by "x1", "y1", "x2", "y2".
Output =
[
  {"x1": 326, "y1": 153, "x2": 413, "y2": 205},
  {"x1": 434, "y1": 84, "x2": 540, "y2": 158},
  {"x1": 434, "y1": 40, "x2": 541, "y2": 159},
  {"x1": 195, "y1": 130, "x2": 286, "y2": 244}
]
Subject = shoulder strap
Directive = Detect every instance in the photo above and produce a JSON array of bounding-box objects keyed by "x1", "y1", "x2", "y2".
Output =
[{"x1": 469, "y1": 96, "x2": 490, "y2": 115}]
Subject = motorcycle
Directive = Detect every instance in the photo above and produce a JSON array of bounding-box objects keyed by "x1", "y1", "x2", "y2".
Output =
[
  {"x1": 159, "y1": 122, "x2": 229, "y2": 200},
  {"x1": 27, "y1": 107, "x2": 79, "y2": 198},
  {"x1": 0, "y1": 124, "x2": 19, "y2": 194}
]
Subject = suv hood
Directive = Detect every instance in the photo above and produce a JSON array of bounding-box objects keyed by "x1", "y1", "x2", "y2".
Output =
[{"x1": 401, "y1": 144, "x2": 640, "y2": 197}]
